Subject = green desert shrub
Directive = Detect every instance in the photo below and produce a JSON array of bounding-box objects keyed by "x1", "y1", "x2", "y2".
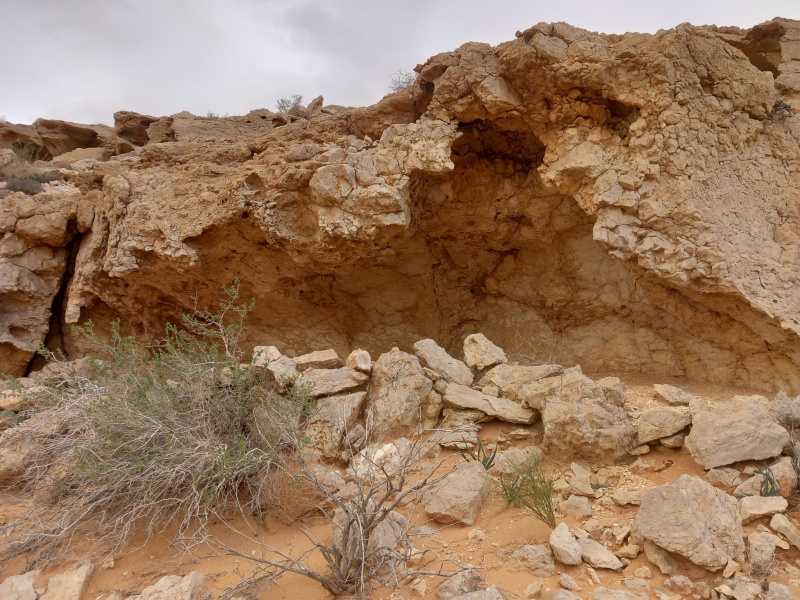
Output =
[
  {"x1": 0, "y1": 281, "x2": 310, "y2": 567},
  {"x1": 500, "y1": 453, "x2": 557, "y2": 528}
]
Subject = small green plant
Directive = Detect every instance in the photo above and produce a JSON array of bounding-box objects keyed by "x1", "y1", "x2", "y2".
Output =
[
  {"x1": 500, "y1": 454, "x2": 557, "y2": 528},
  {"x1": 756, "y1": 466, "x2": 781, "y2": 497},
  {"x1": 275, "y1": 94, "x2": 303, "y2": 114},
  {"x1": 459, "y1": 438, "x2": 497, "y2": 470},
  {"x1": 11, "y1": 141, "x2": 50, "y2": 162}
]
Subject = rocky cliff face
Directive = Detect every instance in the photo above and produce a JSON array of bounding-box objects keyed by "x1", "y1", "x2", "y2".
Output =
[{"x1": 1, "y1": 18, "x2": 799, "y2": 391}]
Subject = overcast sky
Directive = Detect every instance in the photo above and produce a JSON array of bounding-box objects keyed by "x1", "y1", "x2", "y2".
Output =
[{"x1": 2, "y1": 0, "x2": 799, "y2": 125}]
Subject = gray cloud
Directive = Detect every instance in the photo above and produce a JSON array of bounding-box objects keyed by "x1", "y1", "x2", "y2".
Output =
[{"x1": 1, "y1": 0, "x2": 798, "y2": 124}]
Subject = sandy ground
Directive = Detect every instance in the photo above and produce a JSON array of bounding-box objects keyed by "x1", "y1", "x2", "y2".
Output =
[{"x1": 2, "y1": 374, "x2": 800, "y2": 599}]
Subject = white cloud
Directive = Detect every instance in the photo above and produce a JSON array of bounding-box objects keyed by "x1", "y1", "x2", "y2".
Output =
[{"x1": 1, "y1": 0, "x2": 798, "y2": 124}]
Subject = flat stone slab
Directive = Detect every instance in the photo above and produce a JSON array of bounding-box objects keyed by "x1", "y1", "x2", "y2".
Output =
[
  {"x1": 685, "y1": 395, "x2": 789, "y2": 469},
  {"x1": 443, "y1": 382, "x2": 536, "y2": 424}
]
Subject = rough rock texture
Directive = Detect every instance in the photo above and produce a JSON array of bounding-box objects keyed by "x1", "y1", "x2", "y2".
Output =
[
  {"x1": 739, "y1": 495, "x2": 788, "y2": 524},
  {"x1": 0, "y1": 570, "x2": 39, "y2": 600},
  {"x1": 635, "y1": 475, "x2": 745, "y2": 571},
  {"x1": 549, "y1": 522, "x2": 583, "y2": 566},
  {"x1": 424, "y1": 461, "x2": 491, "y2": 525},
  {"x1": 304, "y1": 391, "x2": 366, "y2": 458},
  {"x1": 636, "y1": 407, "x2": 691, "y2": 443},
  {"x1": 364, "y1": 348, "x2": 433, "y2": 438},
  {"x1": 539, "y1": 370, "x2": 636, "y2": 462},
  {"x1": 1, "y1": 20, "x2": 800, "y2": 395},
  {"x1": 685, "y1": 395, "x2": 790, "y2": 468},
  {"x1": 40, "y1": 563, "x2": 93, "y2": 600},
  {"x1": 463, "y1": 333, "x2": 507, "y2": 370},
  {"x1": 413, "y1": 338, "x2": 473, "y2": 385},
  {"x1": 132, "y1": 572, "x2": 206, "y2": 600},
  {"x1": 443, "y1": 382, "x2": 536, "y2": 423}
]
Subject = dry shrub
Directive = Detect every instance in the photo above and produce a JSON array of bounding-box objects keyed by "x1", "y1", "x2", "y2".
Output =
[{"x1": 0, "y1": 282, "x2": 311, "y2": 568}]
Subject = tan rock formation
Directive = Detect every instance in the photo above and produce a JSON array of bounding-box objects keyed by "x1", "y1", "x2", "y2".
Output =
[{"x1": 1, "y1": 19, "x2": 800, "y2": 394}]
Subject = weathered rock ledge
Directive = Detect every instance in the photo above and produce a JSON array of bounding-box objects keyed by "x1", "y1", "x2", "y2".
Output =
[{"x1": 1, "y1": 18, "x2": 799, "y2": 394}]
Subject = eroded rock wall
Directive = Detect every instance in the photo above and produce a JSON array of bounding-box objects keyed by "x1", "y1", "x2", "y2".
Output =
[{"x1": 1, "y1": 19, "x2": 799, "y2": 391}]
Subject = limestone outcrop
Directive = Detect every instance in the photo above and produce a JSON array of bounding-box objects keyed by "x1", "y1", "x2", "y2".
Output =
[{"x1": 0, "y1": 18, "x2": 799, "y2": 395}]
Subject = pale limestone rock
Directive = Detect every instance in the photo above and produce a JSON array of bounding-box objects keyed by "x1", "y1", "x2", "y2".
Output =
[
  {"x1": 768, "y1": 391, "x2": 800, "y2": 425},
  {"x1": 635, "y1": 475, "x2": 744, "y2": 571},
  {"x1": 365, "y1": 349, "x2": 432, "y2": 438},
  {"x1": 541, "y1": 370, "x2": 636, "y2": 462},
  {"x1": 550, "y1": 592, "x2": 581, "y2": 600},
  {"x1": 493, "y1": 446, "x2": 541, "y2": 475},
  {"x1": 734, "y1": 456, "x2": 797, "y2": 499},
  {"x1": 413, "y1": 339, "x2": 473, "y2": 385},
  {"x1": 304, "y1": 392, "x2": 366, "y2": 458},
  {"x1": 578, "y1": 537, "x2": 624, "y2": 570},
  {"x1": 611, "y1": 490, "x2": 641, "y2": 506},
  {"x1": 40, "y1": 563, "x2": 93, "y2": 600},
  {"x1": 443, "y1": 383, "x2": 536, "y2": 424},
  {"x1": 462, "y1": 334, "x2": 507, "y2": 370},
  {"x1": 477, "y1": 364, "x2": 563, "y2": 408},
  {"x1": 0, "y1": 570, "x2": 39, "y2": 600},
  {"x1": 550, "y1": 522, "x2": 582, "y2": 565},
  {"x1": 346, "y1": 349, "x2": 372, "y2": 373},
  {"x1": 437, "y1": 570, "x2": 484, "y2": 600},
  {"x1": 424, "y1": 461, "x2": 490, "y2": 525},
  {"x1": 294, "y1": 349, "x2": 342, "y2": 371},
  {"x1": 588, "y1": 588, "x2": 646, "y2": 599},
  {"x1": 636, "y1": 407, "x2": 691, "y2": 444},
  {"x1": 450, "y1": 588, "x2": 504, "y2": 600},
  {"x1": 568, "y1": 462, "x2": 595, "y2": 497},
  {"x1": 739, "y1": 495, "x2": 788, "y2": 524},
  {"x1": 559, "y1": 494, "x2": 593, "y2": 519},
  {"x1": 352, "y1": 439, "x2": 412, "y2": 480},
  {"x1": 643, "y1": 540, "x2": 675, "y2": 575},
  {"x1": 653, "y1": 384, "x2": 694, "y2": 406},
  {"x1": 707, "y1": 467, "x2": 742, "y2": 489},
  {"x1": 749, "y1": 531, "x2": 777, "y2": 574},
  {"x1": 558, "y1": 573, "x2": 581, "y2": 591},
  {"x1": 251, "y1": 345, "x2": 282, "y2": 366},
  {"x1": 501, "y1": 544, "x2": 555, "y2": 576},
  {"x1": 770, "y1": 513, "x2": 800, "y2": 550},
  {"x1": 684, "y1": 396, "x2": 789, "y2": 469},
  {"x1": 765, "y1": 582, "x2": 800, "y2": 600},
  {"x1": 0, "y1": 386, "x2": 47, "y2": 411},
  {"x1": 523, "y1": 579, "x2": 543, "y2": 598},
  {"x1": 135, "y1": 572, "x2": 206, "y2": 600},
  {"x1": 268, "y1": 355, "x2": 299, "y2": 385},
  {"x1": 300, "y1": 367, "x2": 368, "y2": 399},
  {"x1": 659, "y1": 432, "x2": 685, "y2": 448}
]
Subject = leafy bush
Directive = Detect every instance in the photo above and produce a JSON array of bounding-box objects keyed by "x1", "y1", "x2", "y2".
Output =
[
  {"x1": 500, "y1": 453, "x2": 556, "y2": 528},
  {"x1": 0, "y1": 281, "x2": 309, "y2": 566}
]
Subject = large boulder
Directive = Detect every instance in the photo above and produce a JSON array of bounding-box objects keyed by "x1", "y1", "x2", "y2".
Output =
[
  {"x1": 684, "y1": 395, "x2": 789, "y2": 469},
  {"x1": 304, "y1": 392, "x2": 366, "y2": 459},
  {"x1": 365, "y1": 348, "x2": 433, "y2": 438},
  {"x1": 540, "y1": 370, "x2": 636, "y2": 462},
  {"x1": 424, "y1": 461, "x2": 491, "y2": 525},
  {"x1": 413, "y1": 339, "x2": 473, "y2": 385},
  {"x1": 634, "y1": 475, "x2": 745, "y2": 571}
]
